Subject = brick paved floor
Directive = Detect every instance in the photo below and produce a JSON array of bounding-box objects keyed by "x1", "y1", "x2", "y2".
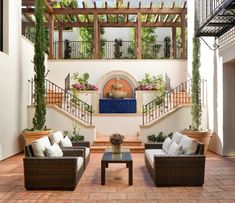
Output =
[{"x1": 0, "y1": 152, "x2": 235, "y2": 202}]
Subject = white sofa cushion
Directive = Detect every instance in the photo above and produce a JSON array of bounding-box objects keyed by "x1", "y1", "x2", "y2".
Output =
[
  {"x1": 179, "y1": 135, "x2": 199, "y2": 155},
  {"x1": 145, "y1": 149, "x2": 167, "y2": 168},
  {"x1": 168, "y1": 141, "x2": 183, "y2": 155},
  {"x1": 31, "y1": 136, "x2": 51, "y2": 157},
  {"x1": 45, "y1": 143, "x2": 63, "y2": 157},
  {"x1": 172, "y1": 132, "x2": 183, "y2": 144},
  {"x1": 77, "y1": 157, "x2": 84, "y2": 171},
  {"x1": 51, "y1": 131, "x2": 64, "y2": 145},
  {"x1": 162, "y1": 137, "x2": 172, "y2": 153},
  {"x1": 85, "y1": 147, "x2": 90, "y2": 158},
  {"x1": 60, "y1": 136, "x2": 73, "y2": 147}
]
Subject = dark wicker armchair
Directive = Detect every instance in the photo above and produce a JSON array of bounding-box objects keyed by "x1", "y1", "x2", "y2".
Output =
[
  {"x1": 24, "y1": 144, "x2": 85, "y2": 190},
  {"x1": 49, "y1": 131, "x2": 91, "y2": 169},
  {"x1": 145, "y1": 142, "x2": 205, "y2": 186}
]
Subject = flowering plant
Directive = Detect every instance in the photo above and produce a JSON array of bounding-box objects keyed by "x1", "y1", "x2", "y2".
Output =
[
  {"x1": 109, "y1": 133, "x2": 125, "y2": 145},
  {"x1": 72, "y1": 83, "x2": 98, "y2": 91}
]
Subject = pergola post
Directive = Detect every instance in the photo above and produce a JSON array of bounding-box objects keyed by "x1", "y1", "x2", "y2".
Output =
[
  {"x1": 58, "y1": 25, "x2": 63, "y2": 59},
  {"x1": 181, "y1": 13, "x2": 186, "y2": 59},
  {"x1": 48, "y1": 13, "x2": 54, "y2": 59},
  {"x1": 172, "y1": 26, "x2": 176, "y2": 59},
  {"x1": 136, "y1": 12, "x2": 142, "y2": 59},
  {"x1": 93, "y1": 13, "x2": 99, "y2": 59}
]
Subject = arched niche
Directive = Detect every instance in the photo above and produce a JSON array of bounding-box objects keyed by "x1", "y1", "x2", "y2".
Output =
[{"x1": 96, "y1": 70, "x2": 138, "y2": 98}]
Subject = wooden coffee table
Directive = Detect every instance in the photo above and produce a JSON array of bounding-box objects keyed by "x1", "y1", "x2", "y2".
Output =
[{"x1": 101, "y1": 148, "x2": 133, "y2": 185}]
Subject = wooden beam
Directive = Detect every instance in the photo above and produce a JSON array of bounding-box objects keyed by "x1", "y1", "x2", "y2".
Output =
[
  {"x1": 22, "y1": 21, "x2": 182, "y2": 28},
  {"x1": 181, "y1": 13, "x2": 186, "y2": 59},
  {"x1": 105, "y1": 1, "x2": 109, "y2": 23},
  {"x1": 23, "y1": 7, "x2": 187, "y2": 15},
  {"x1": 58, "y1": 25, "x2": 63, "y2": 59},
  {"x1": 173, "y1": 14, "x2": 179, "y2": 23},
  {"x1": 136, "y1": 12, "x2": 141, "y2": 59},
  {"x1": 154, "y1": 14, "x2": 159, "y2": 23},
  {"x1": 93, "y1": 13, "x2": 99, "y2": 59},
  {"x1": 145, "y1": 1, "x2": 153, "y2": 22},
  {"x1": 48, "y1": 12, "x2": 54, "y2": 59},
  {"x1": 172, "y1": 26, "x2": 176, "y2": 59},
  {"x1": 44, "y1": 0, "x2": 53, "y2": 13}
]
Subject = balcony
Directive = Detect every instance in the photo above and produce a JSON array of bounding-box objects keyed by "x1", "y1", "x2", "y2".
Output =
[{"x1": 196, "y1": 0, "x2": 235, "y2": 37}]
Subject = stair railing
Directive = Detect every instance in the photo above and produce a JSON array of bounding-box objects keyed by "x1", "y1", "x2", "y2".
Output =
[
  {"x1": 142, "y1": 79, "x2": 207, "y2": 125},
  {"x1": 29, "y1": 78, "x2": 93, "y2": 125}
]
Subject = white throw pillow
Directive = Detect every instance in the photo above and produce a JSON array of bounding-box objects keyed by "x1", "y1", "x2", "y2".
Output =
[
  {"x1": 168, "y1": 141, "x2": 183, "y2": 155},
  {"x1": 162, "y1": 137, "x2": 172, "y2": 153},
  {"x1": 31, "y1": 136, "x2": 51, "y2": 157},
  {"x1": 179, "y1": 135, "x2": 199, "y2": 155},
  {"x1": 45, "y1": 143, "x2": 63, "y2": 157},
  {"x1": 172, "y1": 132, "x2": 183, "y2": 144},
  {"x1": 60, "y1": 136, "x2": 73, "y2": 147},
  {"x1": 51, "y1": 131, "x2": 64, "y2": 145}
]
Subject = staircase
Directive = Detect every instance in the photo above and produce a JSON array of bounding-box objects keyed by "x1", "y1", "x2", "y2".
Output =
[
  {"x1": 142, "y1": 79, "x2": 207, "y2": 125},
  {"x1": 91, "y1": 136, "x2": 144, "y2": 153}
]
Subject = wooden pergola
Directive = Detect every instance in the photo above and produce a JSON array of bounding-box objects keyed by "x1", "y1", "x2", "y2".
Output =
[{"x1": 22, "y1": 0, "x2": 187, "y2": 59}]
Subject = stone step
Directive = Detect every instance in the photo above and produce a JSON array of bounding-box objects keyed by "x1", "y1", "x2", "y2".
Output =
[
  {"x1": 93, "y1": 140, "x2": 142, "y2": 146},
  {"x1": 91, "y1": 145, "x2": 145, "y2": 153}
]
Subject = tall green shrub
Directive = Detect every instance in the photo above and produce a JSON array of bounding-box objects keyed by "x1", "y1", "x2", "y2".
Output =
[
  {"x1": 191, "y1": 28, "x2": 202, "y2": 130},
  {"x1": 32, "y1": 0, "x2": 46, "y2": 130}
]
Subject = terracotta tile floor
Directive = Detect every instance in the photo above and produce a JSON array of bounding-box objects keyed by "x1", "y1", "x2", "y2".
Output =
[{"x1": 1, "y1": 152, "x2": 235, "y2": 202}]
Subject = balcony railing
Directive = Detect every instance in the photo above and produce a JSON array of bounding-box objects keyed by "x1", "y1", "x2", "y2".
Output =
[{"x1": 54, "y1": 40, "x2": 185, "y2": 60}]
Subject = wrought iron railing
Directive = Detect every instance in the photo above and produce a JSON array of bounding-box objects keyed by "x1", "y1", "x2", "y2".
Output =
[
  {"x1": 142, "y1": 79, "x2": 207, "y2": 125},
  {"x1": 54, "y1": 40, "x2": 186, "y2": 60},
  {"x1": 54, "y1": 40, "x2": 93, "y2": 59},
  {"x1": 196, "y1": 0, "x2": 228, "y2": 25},
  {"x1": 29, "y1": 78, "x2": 93, "y2": 125}
]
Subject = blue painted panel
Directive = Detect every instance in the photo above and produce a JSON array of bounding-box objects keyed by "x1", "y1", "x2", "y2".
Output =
[{"x1": 99, "y1": 99, "x2": 136, "y2": 113}]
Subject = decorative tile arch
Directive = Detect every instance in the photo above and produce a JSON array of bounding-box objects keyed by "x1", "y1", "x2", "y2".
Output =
[{"x1": 96, "y1": 70, "x2": 138, "y2": 98}]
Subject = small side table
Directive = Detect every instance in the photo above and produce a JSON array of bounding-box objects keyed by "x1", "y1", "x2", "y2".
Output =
[{"x1": 101, "y1": 149, "x2": 133, "y2": 185}]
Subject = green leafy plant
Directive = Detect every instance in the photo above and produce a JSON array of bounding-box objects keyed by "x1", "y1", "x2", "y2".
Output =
[
  {"x1": 32, "y1": 0, "x2": 46, "y2": 131},
  {"x1": 114, "y1": 39, "x2": 123, "y2": 59},
  {"x1": 191, "y1": 22, "x2": 202, "y2": 131},
  {"x1": 64, "y1": 123, "x2": 85, "y2": 141},
  {"x1": 147, "y1": 132, "x2": 173, "y2": 143}
]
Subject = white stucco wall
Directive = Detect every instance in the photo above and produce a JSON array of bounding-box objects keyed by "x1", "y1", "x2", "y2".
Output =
[
  {"x1": 140, "y1": 106, "x2": 208, "y2": 143},
  {"x1": 27, "y1": 105, "x2": 96, "y2": 144},
  {"x1": 47, "y1": 60, "x2": 187, "y2": 90},
  {"x1": 0, "y1": 0, "x2": 34, "y2": 160}
]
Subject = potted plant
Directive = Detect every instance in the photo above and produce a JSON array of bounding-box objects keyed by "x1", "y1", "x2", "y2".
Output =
[
  {"x1": 23, "y1": 0, "x2": 52, "y2": 144},
  {"x1": 183, "y1": 21, "x2": 212, "y2": 154},
  {"x1": 109, "y1": 133, "x2": 125, "y2": 154}
]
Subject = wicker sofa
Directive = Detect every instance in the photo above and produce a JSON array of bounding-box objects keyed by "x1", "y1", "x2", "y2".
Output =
[
  {"x1": 145, "y1": 132, "x2": 205, "y2": 186},
  {"x1": 24, "y1": 141, "x2": 85, "y2": 190},
  {"x1": 50, "y1": 131, "x2": 90, "y2": 169}
]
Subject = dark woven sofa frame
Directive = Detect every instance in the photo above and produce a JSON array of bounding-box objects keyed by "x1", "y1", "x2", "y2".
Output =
[
  {"x1": 61, "y1": 141, "x2": 90, "y2": 169},
  {"x1": 24, "y1": 145, "x2": 85, "y2": 190},
  {"x1": 145, "y1": 142, "x2": 205, "y2": 186}
]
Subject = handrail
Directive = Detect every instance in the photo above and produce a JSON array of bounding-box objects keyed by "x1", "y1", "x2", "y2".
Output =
[
  {"x1": 30, "y1": 78, "x2": 93, "y2": 125},
  {"x1": 142, "y1": 79, "x2": 207, "y2": 125}
]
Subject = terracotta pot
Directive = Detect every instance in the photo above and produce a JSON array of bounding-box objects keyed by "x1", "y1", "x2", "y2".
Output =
[
  {"x1": 112, "y1": 144, "x2": 121, "y2": 154},
  {"x1": 22, "y1": 129, "x2": 53, "y2": 144},
  {"x1": 182, "y1": 130, "x2": 212, "y2": 155}
]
